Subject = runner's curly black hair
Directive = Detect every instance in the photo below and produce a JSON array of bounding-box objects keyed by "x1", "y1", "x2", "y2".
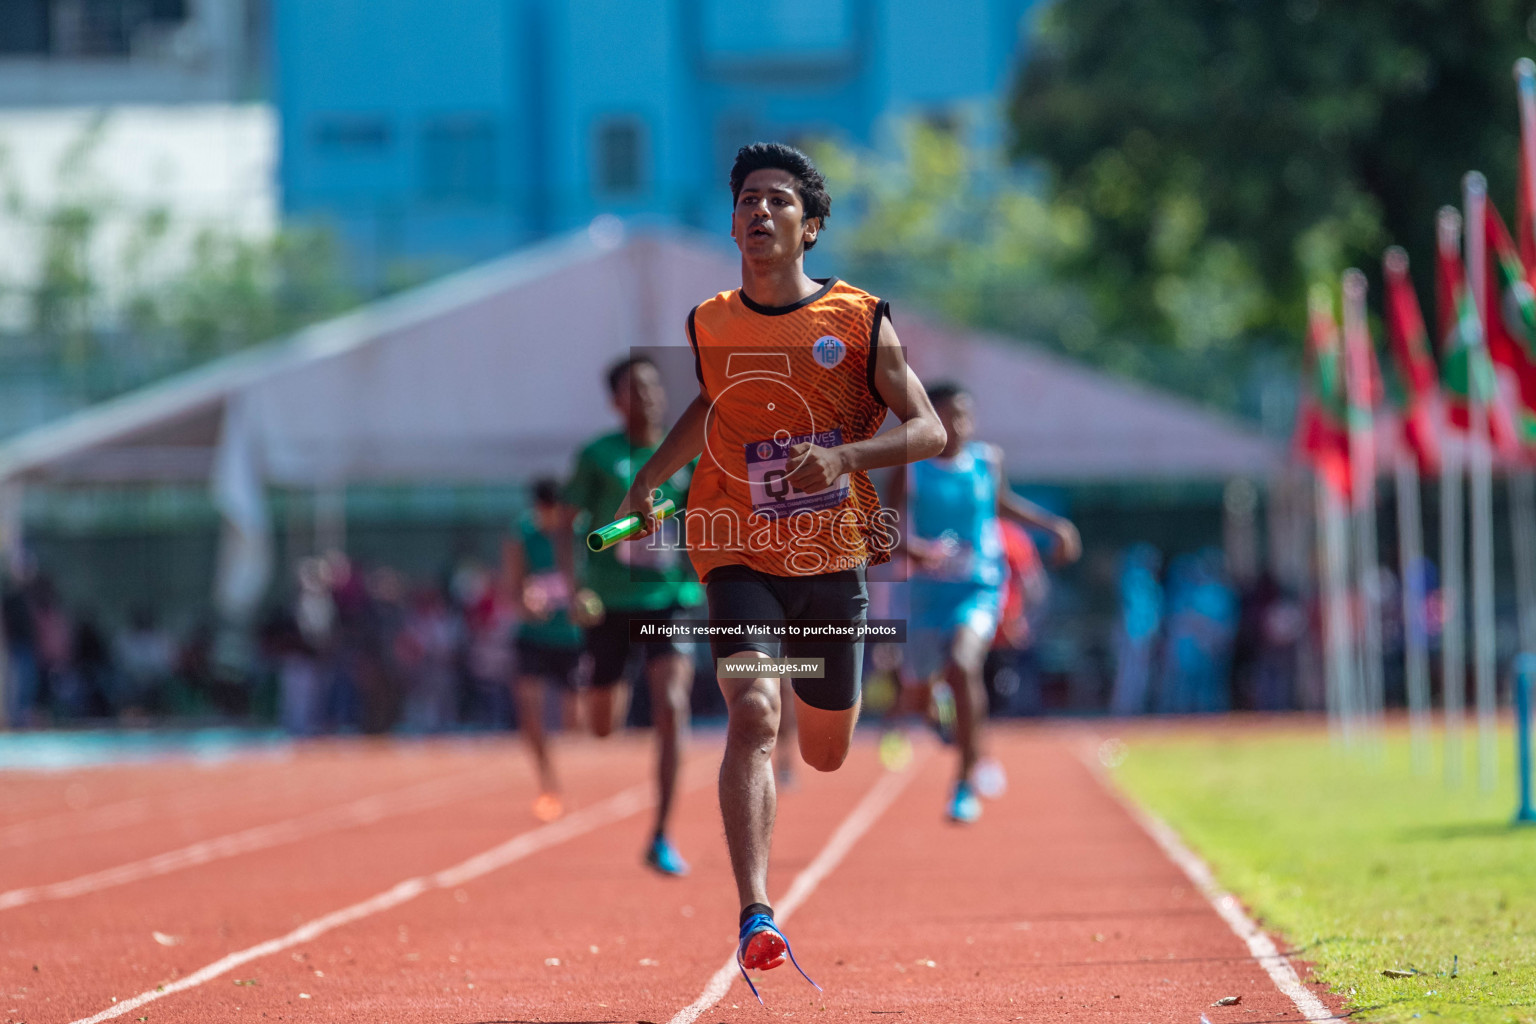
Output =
[{"x1": 729, "y1": 142, "x2": 831, "y2": 250}]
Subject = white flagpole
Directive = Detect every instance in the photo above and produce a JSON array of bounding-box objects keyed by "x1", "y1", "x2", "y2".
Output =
[
  {"x1": 1343, "y1": 269, "x2": 1385, "y2": 738},
  {"x1": 1383, "y1": 247, "x2": 1433, "y2": 772},
  {"x1": 1318, "y1": 474, "x2": 1356, "y2": 742},
  {"x1": 1511, "y1": 59, "x2": 1536, "y2": 657},
  {"x1": 1394, "y1": 450, "x2": 1432, "y2": 772},
  {"x1": 1513, "y1": 471, "x2": 1536, "y2": 653},
  {"x1": 1463, "y1": 172, "x2": 1500, "y2": 791},
  {"x1": 1437, "y1": 205, "x2": 1468, "y2": 786}
]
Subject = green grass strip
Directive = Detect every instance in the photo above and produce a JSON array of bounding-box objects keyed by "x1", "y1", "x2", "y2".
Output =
[{"x1": 1113, "y1": 726, "x2": 1536, "y2": 1023}]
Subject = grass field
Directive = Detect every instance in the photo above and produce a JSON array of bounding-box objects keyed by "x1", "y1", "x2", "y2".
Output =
[{"x1": 1113, "y1": 722, "x2": 1536, "y2": 1024}]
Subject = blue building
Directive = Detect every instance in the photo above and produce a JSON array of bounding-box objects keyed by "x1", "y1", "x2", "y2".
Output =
[{"x1": 273, "y1": 0, "x2": 1036, "y2": 282}]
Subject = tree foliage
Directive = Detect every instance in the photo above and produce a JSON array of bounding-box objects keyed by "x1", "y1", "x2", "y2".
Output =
[
  {"x1": 818, "y1": 125, "x2": 1267, "y2": 407},
  {"x1": 1011, "y1": 0, "x2": 1535, "y2": 352},
  {"x1": 0, "y1": 115, "x2": 359, "y2": 379}
]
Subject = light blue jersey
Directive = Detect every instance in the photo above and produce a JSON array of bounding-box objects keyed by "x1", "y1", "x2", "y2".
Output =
[{"x1": 909, "y1": 441, "x2": 1005, "y2": 589}]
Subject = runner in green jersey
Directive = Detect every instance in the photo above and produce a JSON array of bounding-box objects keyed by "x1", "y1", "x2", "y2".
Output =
[
  {"x1": 502, "y1": 478, "x2": 584, "y2": 823},
  {"x1": 556, "y1": 354, "x2": 702, "y2": 876}
]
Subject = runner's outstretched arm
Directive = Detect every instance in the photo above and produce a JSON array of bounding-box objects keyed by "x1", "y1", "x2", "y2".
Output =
[
  {"x1": 615, "y1": 392, "x2": 710, "y2": 533},
  {"x1": 784, "y1": 316, "x2": 946, "y2": 493},
  {"x1": 993, "y1": 455, "x2": 1081, "y2": 566}
]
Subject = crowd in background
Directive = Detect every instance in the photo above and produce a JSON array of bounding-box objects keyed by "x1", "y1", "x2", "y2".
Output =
[
  {"x1": 1107, "y1": 545, "x2": 1312, "y2": 715},
  {"x1": 3, "y1": 564, "x2": 223, "y2": 727},
  {"x1": 1, "y1": 540, "x2": 1354, "y2": 732}
]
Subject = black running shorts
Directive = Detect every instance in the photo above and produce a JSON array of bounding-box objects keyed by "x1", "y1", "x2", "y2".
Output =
[
  {"x1": 704, "y1": 564, "x2": 868, "y2": 712},
  {"x1": 584, "y1": 604, "x2": 691, "y2": 688},
  {"x1": 513, "y1": 638, "x2": 583, "y2": 690}
]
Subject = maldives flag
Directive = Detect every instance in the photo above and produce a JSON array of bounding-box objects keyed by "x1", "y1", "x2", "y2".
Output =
[
  {"x1": 1382, "y1": 247, "x2": 1442, "y2": 473},
  {"x1": 1479, "y1": 201, "x2": 1536, "y2": 450},
  {"x1": 1436, "y1": 213, "x2": 1519, "y2": 451},
  {"x1": 1294, "y1": 286, "x2": 1353, "y2": 499}
]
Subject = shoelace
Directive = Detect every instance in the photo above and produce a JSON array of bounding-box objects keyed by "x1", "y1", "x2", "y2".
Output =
[{"x1": 736, "y1": 913, "x2": 820, "y2": 1004}]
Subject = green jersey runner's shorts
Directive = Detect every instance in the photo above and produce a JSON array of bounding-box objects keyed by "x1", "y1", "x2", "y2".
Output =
[{"x1": 584, "y1": 604, "x2": 692, "y2": 689}]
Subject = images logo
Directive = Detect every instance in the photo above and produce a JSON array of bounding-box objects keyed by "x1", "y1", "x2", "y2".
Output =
[{"x1": 811, "y1": 335, "x2": 846, "y2": 369}]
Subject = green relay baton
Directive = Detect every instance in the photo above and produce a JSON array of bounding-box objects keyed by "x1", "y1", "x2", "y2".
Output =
[{"x1": 586, "y1": 498, "x2": 680, "y2": 553}]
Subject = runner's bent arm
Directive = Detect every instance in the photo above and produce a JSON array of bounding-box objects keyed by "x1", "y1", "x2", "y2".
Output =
[
  {"x1": 501, "y1": 535, "x2": 530, "y2": 614},
  {"x1": 615, "y1": 391, "x2": 709, "y2": 533},
  {"x1": 994, "y1": 455, "x2": 1081, "y2": 566},
  {"x1": 785, "y1": 316, "x2": 946, "y2": 493}
]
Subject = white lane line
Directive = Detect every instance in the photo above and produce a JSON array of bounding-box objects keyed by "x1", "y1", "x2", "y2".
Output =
[
  {"x1": 667, "y1": 760, "x2": 921, "y2": 1024},
  {"x1": 2, "y1": 793, "x2": 162, "y2": 848},
  {"x1": 68, "y1": 782, "x2": 652, "y2": 1024},
  {"x1": 1079, "y1": 743, "x2": 1338, "y2": 1022},
  {"x1": 1, "y1": 761, "x2": 359, "y2": 850},
  {"x1": 0, "y1": 767, "x2": 507, "y2": 911}
]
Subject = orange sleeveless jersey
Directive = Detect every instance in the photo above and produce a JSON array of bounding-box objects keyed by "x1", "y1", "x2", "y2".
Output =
[{"x1": 684, "y1": 277, "x2": 893, "y2": 579}]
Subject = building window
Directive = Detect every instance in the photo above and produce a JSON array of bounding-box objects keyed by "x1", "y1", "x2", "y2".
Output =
[
  {"x1": 701, "y1": 0, "x2": 852, "y2": 60},
  {"x1": 313, "y1": 115, "x2": 393, "y2": 155},
  {"x1": 0, "y1": 0, "x2": 191, "y2": 58},
  {"x1": 595, "y1": 118, "x2": 645, "y2": 198},
  {"x1": 0, "y1": 0, "x2": 52, "y2": 55},
  {"x1": 420, "y1": 115, "x2": 497, "y2": 203}
]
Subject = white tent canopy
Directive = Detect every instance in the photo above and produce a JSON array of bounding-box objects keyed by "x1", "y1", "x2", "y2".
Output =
[{"x1": 0, "y1": 225, "x2": 1281, "y2": 616}]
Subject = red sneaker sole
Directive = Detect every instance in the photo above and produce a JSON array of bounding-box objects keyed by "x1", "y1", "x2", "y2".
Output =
[{"x1": 741, "y1": 930, "x2": 787, "y2": 971}]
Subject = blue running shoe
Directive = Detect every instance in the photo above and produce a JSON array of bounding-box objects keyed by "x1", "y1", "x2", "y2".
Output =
[
  {"x1": 947, "y1": 779, "x2": 982, "y2": 824},
  {"x1": 736, "y1": 912, "x2": 819, "y2": 1005},
  {"x1": 643, "y1": 835, "x2": 690, "y2": 877}
]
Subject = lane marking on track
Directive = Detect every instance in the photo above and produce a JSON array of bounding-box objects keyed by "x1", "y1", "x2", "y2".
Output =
[
  {"x1": 66, "y1": 782, "x2": 652, "y2": 1024},
  {"x1": 0, "y1": 766, "x2": 509, "y2": 911},
  {"x1": 667, "y1": 757, "x2": 923, "y2": 1024},
  {"x1": 0, "y1": 758, "x2": 396, "y2": 850},
  {"x1": 1079, "y1": 742, "x2": 1338, "y2": 1022}
]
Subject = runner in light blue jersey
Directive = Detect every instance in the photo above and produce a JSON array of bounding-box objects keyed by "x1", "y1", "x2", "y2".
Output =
[{"x1": 889, "y1": 382, "x2": 1081, "y2": 823}]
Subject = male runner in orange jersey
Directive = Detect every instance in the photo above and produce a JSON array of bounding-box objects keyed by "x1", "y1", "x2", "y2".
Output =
[{"x1": 613, "y1": 143, "x2": 947, "y2": 1000}]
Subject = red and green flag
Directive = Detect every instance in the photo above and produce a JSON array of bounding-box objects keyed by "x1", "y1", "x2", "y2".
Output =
[
  {"x1": 1295, "y1": 286, "x2": 1353, "y2": 499},
  {"x1": 1436, "y1": 214, "x2": 1520, "y2": 452},
  {"x1": 1478, "y1": 201, "x2": 1536, "y2": 450},
  {"x1": 1382, "y1": 247, "x2": 1442, "y2": 474}
]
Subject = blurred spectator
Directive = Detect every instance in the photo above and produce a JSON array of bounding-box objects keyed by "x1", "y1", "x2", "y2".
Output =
[
  {"x1": 262, "y1": 606, "x2": 325, "y2": 736},
  {"x1": 1233, "y1": 572, "x2": 1304, "y2": 710},
  {"x1": 2, "y1": 562, "x2": 40, "y2": 727},
  {"x1": 72, "y1": 616, "x2": 116, "y2": 719},
  {"x1": 1156, "y1": 549, "x2": 1238, "y2": 713},
  {"x1": 354, "y1": 566, "x2": 407, "y2": 734},
  {"x1": 398, "y1": 585, "x2": 463, "y2": 732},
  {"x1": 115, "y1": 607, "x2": 176, "y2": 715},
  {"x1": 32, "y1": 577, "x2": 73, "y2": 721},
  {"x1": 1109, "y1": 544, "x2": 1163, "y2": 715},
  {"x1": 173, "y1": 619, "x2": 218, "y2": 715},
  {"x1": 456, "y1": 559, "x2": 514, "y2": 727}
]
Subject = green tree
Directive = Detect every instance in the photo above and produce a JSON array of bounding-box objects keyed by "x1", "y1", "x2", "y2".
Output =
[
  {"x1": 1011, "y1": 0, "x2": 1534, "y2": 353},
  {"x1": 0, "y1": 114, "x2": 360, "y2": 381},
  {"x1": 818, "y1": 125, "x2": 1267, "y2": 406}
]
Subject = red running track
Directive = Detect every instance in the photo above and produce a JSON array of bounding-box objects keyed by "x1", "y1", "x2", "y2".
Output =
[{"x1": 0, "y1": 724, "x2": 1344, "y2": 1023}]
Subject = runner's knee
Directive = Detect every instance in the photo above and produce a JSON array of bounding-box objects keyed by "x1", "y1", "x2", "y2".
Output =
[
  {"x1": 800, "y1": 740, "x2": 849, "y2": 773},
  {"x1": 726, "y1": 686, "x2": 779, "y2": 747}
]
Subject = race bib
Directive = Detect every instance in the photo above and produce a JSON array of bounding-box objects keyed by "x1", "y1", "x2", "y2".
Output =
[
  {"x1": 615, "y1": 512, "x2": 682, "y2": 571},
  {"x1": 744, "y1": 428, "x2": 851, "y2": 517}
]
